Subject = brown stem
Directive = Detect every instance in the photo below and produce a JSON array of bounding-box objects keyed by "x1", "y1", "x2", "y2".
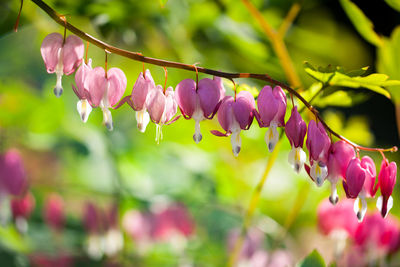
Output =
[
  {"x1": 30, "y1": 0, "x2": 397, "y2": 154},
  {"x1": 14, "y1": 0, "x2": 24, "y2": 32}
]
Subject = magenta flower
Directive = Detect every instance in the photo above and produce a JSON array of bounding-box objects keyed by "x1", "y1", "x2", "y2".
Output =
[
  {"x1": 40, "y1": 33, "x2": 84, "y2": 97},
  {"x1": 343, "y1": 156, "x2": 376, "y2": 221},
  {"x1": 72, "y1": 59, "x2": 93, "y2": 123},
  {"x1": 376, "y1": 159, "x2": 397, "y2": 218},
  {"x1": 211, "y1": 91, "x2": 255, "y2": 156},
  {"x1": 306, "y1": 120, "x2": 331, "y2": 187},
  {"x1": 326, "y1": 141, "x2": 355, "y2": 204},
  {"x1": 284, "y1": 106, "x2": 307, "y2": 173},
  {"x1": 175, "y1": 77, "x2": 223, "y2": 143},
  {"x1": 10, "y1": 192, "x2": 35, "y2": 233},
  {"x1": 146, "y1": 85, "x2": 178, "y2": 144},
  {"x1": 318, "y1": 199, "x2": 358, "y2": 238},
  {"x1": 86, "y1": 66, "x2": 127, "y2": 131},
  {"x1": 130, "y1": 69, "x2": 156, "y2": 132},
  {"x1": 256, "y1": 86, "x2": 287, "y2": 152},
  {"x1": 355, "y1": 213, "x2": 400, "y2": 255},
  {"x1": 43, "y1": 194, "x2": 65, "y2": 232},
  {"x1": 0, "y1": 149, "x2": 27, "y2": 196}
]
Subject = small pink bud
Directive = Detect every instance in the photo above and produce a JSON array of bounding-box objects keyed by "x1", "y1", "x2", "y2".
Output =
[
  {"x1": 44, "y1": 193, "x2": 65, "y2": 232},
  {"x1": 40, "y1": 33, "x2": 84, "y2": 97},
  {"x1": 83, "y1": 202, "x2": 100, "y2": 234},
  {"x1": 175, "y1": 77, "x2": 222, "y2": 143},
  {"x1": 211, "y1": 91, "x2": 255, "y2": 156},
  {"x1": 326, "y1": 141, "x2": 355, "y2": 204},
  {"x1": 86, "y1": 66, "x2": 127, "y2": 131},
  {"x1": 376, "y1": 159, "x2": 397, "y2": 218},
  {"x1": 0, "y1": 149, "x2": 27, "y2": 196}
]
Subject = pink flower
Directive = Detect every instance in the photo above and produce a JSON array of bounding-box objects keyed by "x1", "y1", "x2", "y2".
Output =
[
  {"x1": 11, "y1": 192, "x2": 35, "y2": 234},
  {"x1": 72, "y1": 59, "x2": 93, "y2": 123},
  {"x1": 43, "y1": 193, "x2": 65, "y2": 232},
  {"x1": 326, "y1": 141, "x2": 355, "y2": 204},
  {"x1": 354, "y1": 213, "x2": 400, "y2": 255},
  {"x1": 227, "y1": 228, "x2": 264, "y2": 259},
  {"x1": 306, "y1": 120, "x2": 331, "y2": 187},
  {"x1": 129, "y1": 69, "x2": 156, "y2": 132},
  {"x1": 317, "y1": 199, "x2": 358, "y2": 238},
  {"x1": 376, "y1": 159, "x2": 397, "y2": 218},
  {"x1": 284, "y1": 106, "x2": 307, "y2": 173},
  {"x1": 256, "y1": 86, "x2": 287, "y2": 152},
  {"x1": 175, "y1": 77, "x2": 223, "y2": 143},
  {"x1": 343, "y1": 156, "x2": 376, "y2": 221},
  {"x1": 146, "y1": 85, "x2": 178, "y2": 143},
  {"x1": 83, "y1": 202, "x2": 101, "y2": 234},
  {"x1": 122, "y1": 210, "x2": 152, "y2": 242},
  {"x1": 152, "y1": 203, "x2": 195, "y2": 241},
  {"x1": 86, "y1": 66, "x2": 127, "y2": 131},
  {"x1": 211, "y1": 91, "x2": 255, "y2": 156},
  {"x1": 0, "y1": 149, "x2": 27, "y2": 196},
  {"x1": 40, "y1": 33, "x2": 84, "y2": 97}
]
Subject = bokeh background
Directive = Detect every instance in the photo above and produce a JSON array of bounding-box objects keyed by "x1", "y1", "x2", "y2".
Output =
[{"x1": 0, "y1": 0, "x2": 400, "y2": 266}]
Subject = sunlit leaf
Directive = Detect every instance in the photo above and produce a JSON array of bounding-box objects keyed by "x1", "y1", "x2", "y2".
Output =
[
  {"x1": 339, "y1": 0, "x2": 383, "y2": 46},
  {"x1": 385, "y1": 0, "x2": 400, "y2": 12},
  {"x1": 297, "y1": 249, "x2": 326, "y2": 267},
  {"x1": 159, "y1": 0, "x2": 168, "y2": 8},
  {"x1": 304, "y1": 62, "x2": 396, "y2": 98}
]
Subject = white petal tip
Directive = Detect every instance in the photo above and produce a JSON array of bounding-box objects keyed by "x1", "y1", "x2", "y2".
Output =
[
  {"x1": 232, "y1": 146, "x2": 241, "y2": 157},
  {"x1": 53, "y1": 86, "x2": 63, "y2": 97},
  {"x1": 193, "y1": 133, "x2": 203, "y2": 144},
  {"x1": 329, "y1": 195, "x2": 339, "y2": 205}
]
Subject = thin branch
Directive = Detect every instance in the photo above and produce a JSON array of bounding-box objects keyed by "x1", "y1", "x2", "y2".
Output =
[
  {"x1": 278, "y1": 2, "x2": 301, "y2": 38},
  {"x1": 29, "y1": 0, "x2": 397, "y2": 153},
  {"x1": 240, "y1": 0, "x2": 302, "y2": 90}
]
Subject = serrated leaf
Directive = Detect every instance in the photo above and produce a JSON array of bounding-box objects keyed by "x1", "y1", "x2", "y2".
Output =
[
  {"x1": 339, "y1": 0, "x2": 383, "y2": 46},
  {"x1": 304, "y1": 62, "x2": 394, "y2": 98},
  {"x1": 297, "y1": 249, "x2": 326, "y2": 267},
  {"x1": 385, "y1": 0, "x2": 400, "y2": 12}
]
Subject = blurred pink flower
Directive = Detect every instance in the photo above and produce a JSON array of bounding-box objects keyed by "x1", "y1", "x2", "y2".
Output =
[
  {"x1": 43, "y1": 193, "x2": 65, "y2": 232},
  {"x1": 0, "y1": 148, "x2": 27, "y2": 196}
]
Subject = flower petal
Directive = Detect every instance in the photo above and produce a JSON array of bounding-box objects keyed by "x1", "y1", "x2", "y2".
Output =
[
  {"x1": 107, "y1": 67, "x2": 127, "y2": 107},
  {"x1": 87, "y1": 67, "x2": 107, "y2": 107},
  {"x1": 62, "y1": 35, "x2": 84, "y2": 75},
  {"x1": 175, "y1": 79, "x2": 197, "y2": 118},
  {"x1": 198, "y1": 78, "x2": 220, "y2": 118},
  {"x1": 40, "y1": 32, "x2": 63, "y2": 73}
]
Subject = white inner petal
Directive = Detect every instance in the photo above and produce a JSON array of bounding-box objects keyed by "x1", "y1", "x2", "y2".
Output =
[
  {"x1": 54, "y1": 47, "x2": 64, "y2": 97},
  {"x1": 155, "y1": 124, "x2": 163, "y2": 144},
  {"x1": 310, "y1": 161, "x2": 328, "y2": 187},
  {"x1": 265, "y1": 122, "x2": 279, "y2": 152},
  {"x1": 329, "y1": 182, "x2": 338, "y2": 205},
  {"x1": 192, "y1": 106, "x2": 205, "y2": 144},
  {"x1": 288, "y1": 146, "x2": 306, "y2": 173},
  {"x1": 102, "y1": 108, "x2": 113, "y2": 131},
  {"x1": 230, "y1": 129, "x2": 242, "y2": 157},
  {"x1": 136, "y1": 109, "x2": 150, "y2": 133},
  {"x1": 77, "y1": 99, "x2": 92, "y2": 123},
  {"x1": 354, "y1": 196, "x2": 367, "y2": 222}
]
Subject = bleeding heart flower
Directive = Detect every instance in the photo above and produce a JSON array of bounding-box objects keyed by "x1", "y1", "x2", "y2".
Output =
[
  {"x1": 326, "y1": 141, "x2": 355, "y2": 205},
  {"x1": 86, "y1": 66, "x2": 127, "y2": 131},
  {"x1": 343, "y1": 156, "x2": 376, "y2": 222},
  {"x1": 40, "y1": 33, "x2": 84, "y2": 97},
  {"x1": 44, "y1": 193, "x2": 65, "y2": 232},
  {"x1": 146, "y1": 85, "x2": 178, "y2": 144},
  {"x1": 256, "y1": 86, "x2": 287, "y2": 152},
  {"x1": 285, "y1": 106, "x2": 307, "y2": 173},
  {"x1": 72, "y1": 59, "x2": 93, "y2": 123},
  {"x1": 306, "y1": 120, "x2": 331, "y2": 187},
  {"x1": 318, "y1": 199, "x2": 359, "y2": 238},
  {"x1": 10, "y1": 192, "x2": 35, "y2": 234},
  {"x1": 175, "y1": 77, "x2": 223, "y2": 143},
  {"x1": 211, "y1": 91, "x2": 255, "y2": 156},
  {"x1": 376, "y1": 159, "x2": 397, "y2": 218},
  {"x1": 129, "y1": 69, "x2": 156, "y2": 132},
  {"x1": 0, "y1": 149, "x2": 27, "y2": 196}
]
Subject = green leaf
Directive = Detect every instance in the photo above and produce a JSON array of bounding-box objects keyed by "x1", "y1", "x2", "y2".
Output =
[
  {"x1": 159, "y1": 0, "x2": 168, "y2": 8},
  {"x1": 339, "y1": 0, "x2": 383, "y2": 46},
  {"x1": 304, "y1": 62, "x2": 395, "y2": 98},
  {"x1": 385, "y1": 0, "x2": 400, "y2": 12},
  {"x1": 237, "y1": 84, "x2": 260, "y2": 98},
  {"x1": 377, "y1": 26, "x2": 400, "y2": 102},
  {"x1": 297, "y1": 249, "x2": 326, "y2": 267}
]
